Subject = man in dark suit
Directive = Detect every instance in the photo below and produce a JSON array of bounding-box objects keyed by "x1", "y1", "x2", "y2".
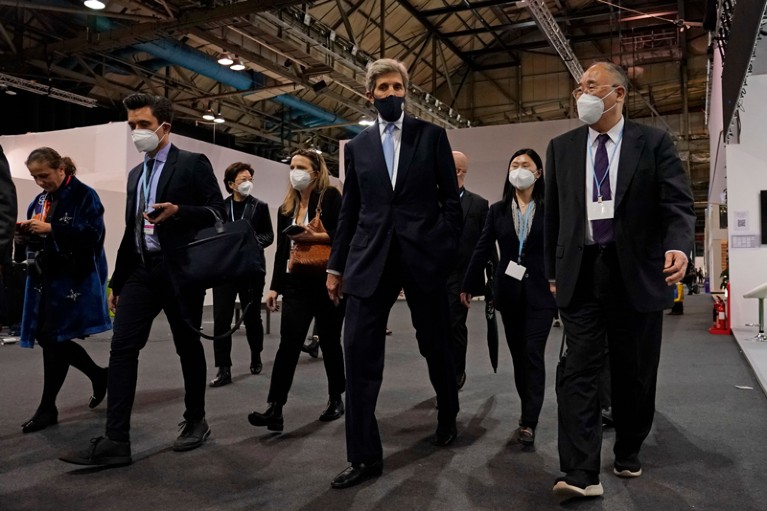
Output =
[
  {"x1": 447, "y1": 151, "x2": 492, "y2": 389},
  {"x1": 61, "y1": 93, "x2": 225, "y2": 467},
  {"x1": 327, "y1": 58, "x2": 462, "y2": 489},
  {"x1": 0, "y1": 145, "x2": 17, "y2": 329},
  {"x1": 544, "y1": 62, "x2": 695, "y2": 500}
]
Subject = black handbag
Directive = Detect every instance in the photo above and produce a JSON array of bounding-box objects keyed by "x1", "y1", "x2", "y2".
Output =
[{"x1": 167, "y1": 208, "x2": 263, "y2": 340}]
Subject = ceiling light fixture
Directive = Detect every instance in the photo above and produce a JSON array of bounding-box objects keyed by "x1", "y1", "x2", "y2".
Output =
[
  {"x1": 213, "y1": 113, "x2": 225, "y2": 124},
  {"x1": 84, "y1": 0, "x2": 106, "y2": 9},
  {"x1": 229, "y1": 58, "x2": 246, "y2": 71},
  {"x1": 202, "y1": 108, "x2": 215, "y2": 121},
  {"x1": 358, "y1": 119, "x2": 374, "y2": 127},
  {"x1": 217, "y1": 53, "x2": 234, "y2": 66}
]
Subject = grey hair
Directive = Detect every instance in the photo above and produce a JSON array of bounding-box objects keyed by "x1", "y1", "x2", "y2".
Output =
[
  {"x1": 592, "y1": 61, "x2": 629, "y2": 91},
  {"x1": 365, "y1": 58, "x2": 409, "y2": 93}
]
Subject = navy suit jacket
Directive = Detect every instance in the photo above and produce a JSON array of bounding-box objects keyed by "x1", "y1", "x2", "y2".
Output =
[
  {"x1": 110, "y1": 144, "x2": 225, "y2": 294},
  {"x1": 329, "y1": 115, "x2": 462, "y2": 297},
  {"x1": 463, "y1": 201, "x2": 555, "y2": 312},
  {"x1": 544, "y1": 120, "x2": 695, "y2": 311}
]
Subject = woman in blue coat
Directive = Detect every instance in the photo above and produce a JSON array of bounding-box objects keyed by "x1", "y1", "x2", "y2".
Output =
[
  {"x1": 17, "y1": 147, "x2": 111, "y2": 433},
  {"x1": 461, "y1": 148, "x2": 556, "y2": 447}
]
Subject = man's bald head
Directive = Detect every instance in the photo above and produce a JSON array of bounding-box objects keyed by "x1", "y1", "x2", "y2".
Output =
[{"x1": 453, "y1": 151, "x2": 468, "y2": 189}]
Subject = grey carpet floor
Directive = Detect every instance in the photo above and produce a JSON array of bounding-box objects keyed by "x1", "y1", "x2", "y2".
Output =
[{"x1": 1, "y1": 294, "x2": 765, "y2": 510}]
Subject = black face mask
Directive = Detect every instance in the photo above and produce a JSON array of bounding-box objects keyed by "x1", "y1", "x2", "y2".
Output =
[{"x1": 373, "y1": 95, "x2": 405, "y2": 122}]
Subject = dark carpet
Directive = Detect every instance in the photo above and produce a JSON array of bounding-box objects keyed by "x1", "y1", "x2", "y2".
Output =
[{"x1": 1, "y1": 294, "x2": 765, "y2": 510}]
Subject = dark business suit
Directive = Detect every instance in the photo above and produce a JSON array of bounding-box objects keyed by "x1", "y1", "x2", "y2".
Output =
[
  {"x1": 463, "y1": 200, "x2": 556, "y2": 427},
  {"x1": 329, "y1": 114, "x2": 462, "y2": 464},
  {"x1": 107, "y1": 144, "x2": 224, "y2": 442},
  {"x1": 268, "y1": 187, "x2": 345, "y2": 405},
  {"x1": 447, "y1": 188, "x2": 491, "y2": 379},
  {"x1": 0, "y1": 145, "x2": 17, "y2": 324},
  {"x1": 212, "y1": 195, "x2": 273, "y2": 368},
  {"x1": 544, "y1": 120, "x2": 695, "y2": 474}
]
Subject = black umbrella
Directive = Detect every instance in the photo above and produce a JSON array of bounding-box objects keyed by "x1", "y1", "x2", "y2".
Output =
[{"x1": 484, "y1": 262, "x2": 499, "y2": 373}]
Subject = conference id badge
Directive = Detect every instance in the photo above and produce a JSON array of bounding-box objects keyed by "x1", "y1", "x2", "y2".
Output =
[
  {"x1": 505, "y1": 261, "x2": 526, "y2": 281},
  {"x1": 143, "y1": 222, "x2": 155, "y2": 235},
  {"x1": 587, "y1": 199, "x2": 614, "y2": 221}
]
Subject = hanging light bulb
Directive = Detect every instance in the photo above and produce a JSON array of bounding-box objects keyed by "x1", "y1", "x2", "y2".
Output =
[
  {"x1": 217, "y1": 53, "x2": 234, "y2": 66},
  {"x1": 230, "y1": 57, "x2": 246, "y2": 71},
  {"x1": 213, "y1": 113, "x2": 225, "y2": 124},
  {"x1": 202, "y1": 108, "x2": 215, "y2": 121},
  {"x1": 84, "y1": 0, "x2": 106, "y2": 9}
]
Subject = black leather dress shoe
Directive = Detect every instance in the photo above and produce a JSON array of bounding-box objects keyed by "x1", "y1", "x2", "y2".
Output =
[
  {"x1": 301, "y1": 337, "x2": 320, "y2": 358},
  {"x1": 209, "y1": 367, "x2": 232, "y2": 388},
  {"x1": 331, "y1": 460, "x2": 383, "y2": 489},
  {"x1": 88, "y1": 367, "x2": 108, "y2": 409},
  {"x1": 250, "y1": 357, "x2": 263, "y2": 375},
  {"x1": 248, "y1": 403, "x2": 283, "y2": 431},
  {"x1": 60, "y1": 436, "x2": 132, "y2": 467},
  {"x1": 319, "y1": 396, "x2": 344, "y2": 422},
  {"x1": 456, "y1": 371, "x2": 467, "y2": 390},
  {"x1": 432, "y1": 423, "x2": 457, "y2": 446},
  {"x1": 173, "y1": 418, "x2": 211, "y2": 452},
  {"x1": 21, "y1": 409, "x2": 58, "y2": 433}
]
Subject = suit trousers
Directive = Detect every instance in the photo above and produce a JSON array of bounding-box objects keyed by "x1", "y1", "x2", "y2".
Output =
[
  {"x1": 267, "y1": 274, "x2": 346, "y2": 405},
  {"x1": 447, "y1": 278, "x2": 469, "y2": 377},
  {"x1": 106, "y1": 255, "x2": 206, "y2": 442},
  {"x1": 343, "y1": 238, "x2": 459, "y2": 464},
  {"x1": 557, "y1": 244, "x2": 662, "y2": 474},
  {"x1": 498, "y1": 300, "x2": 554, "y2": 428},
  {"x1": 211, "y1": 274, "x2": 266, "y2": 368}
]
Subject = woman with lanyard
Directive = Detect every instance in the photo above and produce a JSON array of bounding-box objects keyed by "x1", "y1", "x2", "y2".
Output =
[
  {"x1": 209, "y1": 162, "x2": 274, "y2": 387},
  {"x1": 460, "y1": 148, "x2": 556, "y2": 447},
  {"x1": 16, "y1": 147, "x2": 111, "y2": 433},
  {"x1": 248, "y1": 149, "x2": 345, "y2": 431}
]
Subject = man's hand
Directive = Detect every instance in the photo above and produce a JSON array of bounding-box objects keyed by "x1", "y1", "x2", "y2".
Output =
[
  {"x1": 108, "y1": 292, "x2": 118, "y2": 313},
  {"x1": 266, "y1": 290, "x2": 280, "y2": 312},
  {"x1": 663, "y1": 251, "x2": 688, "y2": 285},
  {"x1": 144, "y1": 202, "x2": 179, "y2": 224},
  {"x1": 549, "y1": 282, "x2": 557, "y2": 296},
  {"x1": 21, "y1": 219, "x2": 52, "y2": 235},
  {"x1": 460, "y1": 292, "x2": 472, "y2": 308},
  {"x1": 327, "y1": 273, "x2": 343, "y2": 306}
]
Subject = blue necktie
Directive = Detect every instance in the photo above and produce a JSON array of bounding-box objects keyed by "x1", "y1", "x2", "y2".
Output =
[
  {"x1": 135, "y1": 158, "x2": 155, "y2": 254},
  {"x1": 591, "y1": 133, "x2": 613, "y2": 245},
  {"x1": 383, "y1": 123, "x2": 396, "y2": 180}
]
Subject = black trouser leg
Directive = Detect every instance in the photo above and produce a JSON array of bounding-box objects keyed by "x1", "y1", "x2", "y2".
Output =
[
  {"x1": 63, "y1": 340, "x2": 103, "y2": 382},
  {"x1": 241, "y1": 275, "x2": 266, "y2": 362},
  {"x1": 212, "y1": 282, "x2": 238, "y2": 368},
  {"x1": 314, "y1": 287, "x2": 346, "y2": 398},
  {"x1": 447, "y1": 281, "x2": 469, "y2": 378},
  {"x1": 39, "y1": 341, "x2": 71, "y2": 412},
  {"x1": 266, "y1": 277, "x2": 320, "y2": 405}
]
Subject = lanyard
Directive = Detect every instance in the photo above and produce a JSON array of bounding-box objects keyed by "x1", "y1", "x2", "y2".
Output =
[
  {"x1": 587, "y1": 130, "x2": 623, "y2": 202},
  {"x1": 230, "y1": 201, "x2": 247, "y2": 222},
  {"x1": 518, "y1": 200, "x2": 534, "y2": 260},
  {"x1": 140, "y1": 159, "x2": 155, "y2": 212}
]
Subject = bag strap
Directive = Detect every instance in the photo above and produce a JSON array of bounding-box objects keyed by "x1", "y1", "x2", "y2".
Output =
[
  {"x1": 558, "y1": 329, "x2": 567, "y2": 361},
  {"x1": 204, "y1": 206, "x2": 225, "y2": 233},
  {"x1": 184, "y1": 298, "x2": 256, "y2": 341}
]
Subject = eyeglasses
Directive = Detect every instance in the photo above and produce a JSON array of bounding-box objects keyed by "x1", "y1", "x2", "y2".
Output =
[{"x1": 571, "y1": 84, "x2": 618, "y2": 99}]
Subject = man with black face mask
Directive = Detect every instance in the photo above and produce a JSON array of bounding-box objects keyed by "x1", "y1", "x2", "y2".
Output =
[
  {"x1": 327, "y1": 58, "x2": 462, "y2": 489},
  {"x1": 61, "y1": 93, "x2": 225, "y2": 467}
]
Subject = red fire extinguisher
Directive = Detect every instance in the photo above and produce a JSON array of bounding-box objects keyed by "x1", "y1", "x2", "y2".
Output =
[{"x1": 713, "y1": 298, "x2": 726, "y2": 330}]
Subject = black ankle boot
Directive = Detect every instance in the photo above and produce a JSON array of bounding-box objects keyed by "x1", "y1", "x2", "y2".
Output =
[
  {"x1": 89, "y1": 367, "x2": 108, "y2": 409},
  {"x1": 319, "y1": 395, "x2": 344, "y2": 422},
  {"x1": 248, "y1": 403, "x2": 283, "y2": 431},
  {"x1": 209, "y1": 367, "x2": 232, "y2": 388}
]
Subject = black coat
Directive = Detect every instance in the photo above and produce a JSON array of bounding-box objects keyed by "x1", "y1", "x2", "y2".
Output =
[
  {"x1": 449, "y1": 188, "x2": 494, "y2": 291},
  {"x1": 110, "y1": 144, "x2": 225, "y2": 294},
  {"x1": 0, "y1": 145, "x2": 17, "y2": 264},
  {"x1": 223, "y1": 194, "x2": 274, "y2": 275},
  {"x1": 463, "y1": 201, "x2": 556, "y2": 312},
  {"x1": 544, "y1": 120, "x2": 695, "y2": 311}
]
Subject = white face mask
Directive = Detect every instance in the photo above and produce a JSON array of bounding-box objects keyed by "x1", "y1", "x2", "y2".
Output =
[
  {"x1": 576, "y1": 88, "x2": 618, "y2": 125},
  {"x1": 289, "y1": 169, "x2": 313, "y2": 191},
  {"x1": 236, "y1": 181, "x2": 253, "y2": 196},
  {"x1": 508, "y1": 168, "x2": 537, "y2": 190},
  {"x1": 132, "y1": 123, "x2": 167, "y2": 153}
]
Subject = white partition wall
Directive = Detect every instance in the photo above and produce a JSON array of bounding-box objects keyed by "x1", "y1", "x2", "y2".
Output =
[
  {"x1": 725, "y1": 75, "x2": 767, "y2": 328},
  {"x1": 2, "y1": 124, "x2": 290, "y2": 304}
]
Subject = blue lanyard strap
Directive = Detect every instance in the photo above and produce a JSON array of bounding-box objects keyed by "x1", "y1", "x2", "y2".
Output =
[
  {"x1": 140, "y1": 159, "x2": 154, "y2": 212},
  {"x1": 588, "y1": 130, "x2": 623, "y2": 201},
  {"x1": 518, "y1": 200, "x2": 534, "y2": 260}
]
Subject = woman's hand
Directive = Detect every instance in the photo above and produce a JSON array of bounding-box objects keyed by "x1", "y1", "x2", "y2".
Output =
[
  {"x1": 460, "y1": 292, "x2": 472, "y2": 308},
  {"x1": 20, "y1": 219, "x2": 52, "y2": 235},
  {"x1": 266, "y1": 290, "x2": 280, "y2": 312},
  {"x1": 108, "y1": 292, "x2": 118, "y2": 313}
]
